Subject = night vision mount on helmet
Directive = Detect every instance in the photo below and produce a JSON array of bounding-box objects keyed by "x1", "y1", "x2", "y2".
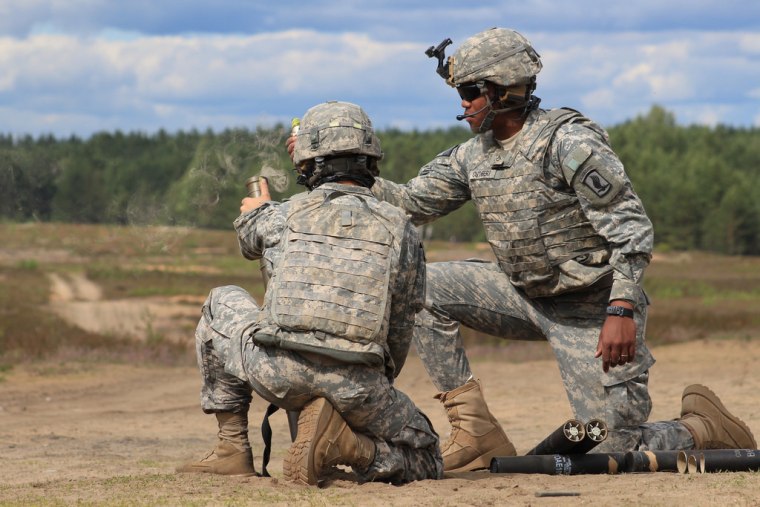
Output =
[{"x1": 292, "y1": 101, "x2": 382, "y2": 190}]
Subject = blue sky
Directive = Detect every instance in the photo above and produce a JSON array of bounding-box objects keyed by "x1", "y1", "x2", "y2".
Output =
[{"x1": 1, "y1": 0, "x2": 759, "y2": 138}]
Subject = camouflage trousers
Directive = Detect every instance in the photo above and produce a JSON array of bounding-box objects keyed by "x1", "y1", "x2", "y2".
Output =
[
  {"x1": 194, "y1": 285, "x2": 443, "y2": 484},
  {"x1": 414, "y1": 260, "x2": 694, "y2": 452}
]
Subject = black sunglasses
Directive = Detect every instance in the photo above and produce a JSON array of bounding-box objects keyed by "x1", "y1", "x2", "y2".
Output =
[{"x1": 456, "y1": 82, "x2": 482, "y2": 101}]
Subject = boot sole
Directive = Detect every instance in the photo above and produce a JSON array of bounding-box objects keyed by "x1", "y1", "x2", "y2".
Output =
[
  {"x1": 176, "y1": 449, "x2": 257, "y2": 477},
  {"x1": 176, "y1": 467, "x2": 257, "y2": 478},
  {"x1": 283, "y1": 398, "x2": 335, "y2": 485},
  {"x1": 445, "y1": 442, "x2": 517, "y2": 473},
  {"x1": 683, "y1": 384, "x2": 757, "y2": 449}
]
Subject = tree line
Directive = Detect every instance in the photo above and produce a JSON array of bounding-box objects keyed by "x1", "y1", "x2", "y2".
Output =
[{"x1": 2, "y1": 106, "x2": 759, "y2": 255}]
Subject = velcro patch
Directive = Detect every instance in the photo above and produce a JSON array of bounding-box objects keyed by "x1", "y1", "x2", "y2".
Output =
[
  {"x1": 582, "y1": 169, "x2": 613, "y2": 198},
  {"x1": 575, "y1": 159, "x2": 624, "y2": 206},
  {"x1": 470, "y1": 168, "x2": 497, "y2": 180},
  {"x1": 561, "y1": 145, "x2": 592, "y2": 184}
]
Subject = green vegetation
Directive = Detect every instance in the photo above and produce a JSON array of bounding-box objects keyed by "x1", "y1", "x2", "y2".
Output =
[
  {"x1": 3, "y1": 105, "x2": 759, "y2": 252},
  {"x1": 610, "y1": 106, "x2": 760, "y2": 255}
]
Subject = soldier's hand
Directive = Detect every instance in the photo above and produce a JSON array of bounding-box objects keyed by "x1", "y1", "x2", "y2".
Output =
[
  {"x1": 286, "y1": 135, "x2": 296, "y2": 161},
  {"x1": 595, "y1": 301, "x2": 636, "y2": 373},
  {"x1": 240, "y1": 177, "x2": 271, "y2": 214}
]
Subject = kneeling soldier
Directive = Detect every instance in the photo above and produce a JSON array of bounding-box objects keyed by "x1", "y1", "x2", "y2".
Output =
[{"x1": 178, "y1": 101, "x2": 443, "y2": 485}]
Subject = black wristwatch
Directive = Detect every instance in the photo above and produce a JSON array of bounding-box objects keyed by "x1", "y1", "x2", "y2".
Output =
[{"x1": 606, "y1": 305, "x2": 634, "y2": 318}]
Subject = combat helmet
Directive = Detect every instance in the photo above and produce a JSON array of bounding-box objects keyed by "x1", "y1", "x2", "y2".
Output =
[
  {"x1": 426, "y1": 28, "x2": 543, "y2": 132},
  {"x1": 447, "y1": 27, "x2": 542, "y2": 89},
  {"x1": 292, "y1": 101, "x2": 382, "y2": 190}
]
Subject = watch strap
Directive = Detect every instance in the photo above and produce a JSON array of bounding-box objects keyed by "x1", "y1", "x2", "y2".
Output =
[{"x1": 606, "y1": 305, "x2": 634, "y2": 318}]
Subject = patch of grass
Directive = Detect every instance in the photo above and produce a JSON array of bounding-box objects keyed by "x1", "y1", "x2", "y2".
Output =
[
  {"x1": 142, "y1": 312, "x2": 167, "y2": 347},
  {"x1": 645, "y1": 278, "x2": 760, "y2": 304},
  {"x1": 85, "y1": 264, "x2": 263, "y2": 300},
  {"x1": 16, "y1": 258, "x2": 39, "y2": 270}
]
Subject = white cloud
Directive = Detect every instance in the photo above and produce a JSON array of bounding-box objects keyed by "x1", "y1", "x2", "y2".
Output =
[
  {"x1": 738, "y1": 33, "x2": 760, "y2": 53},
  {"x1": 0, "y1": 29, "x2": 426, "y2": 135},
  {"x1": 534, "y1": 30, "x2": 760, "y2": 127},
  {"x1": 1, "y1": 19, "x2": 759, "y2": 136}
]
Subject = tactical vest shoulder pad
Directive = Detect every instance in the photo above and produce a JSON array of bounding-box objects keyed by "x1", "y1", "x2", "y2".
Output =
[
  {"x1": 436, "y1": 144, "x2": 460, "y2": 158},
  {"x1": 524, "y1": 108, "x2": 586, "y2": 161}
]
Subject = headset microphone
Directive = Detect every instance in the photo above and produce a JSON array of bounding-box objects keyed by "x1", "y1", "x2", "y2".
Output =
[{"x1": 456, "y1": 103, "x2": 490, "y2": 121}]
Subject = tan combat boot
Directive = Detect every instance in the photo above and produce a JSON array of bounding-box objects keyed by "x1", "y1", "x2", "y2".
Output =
[
  {"x1": 176, "y1": 412, "x2": 257, "y2": 476},
  {"x1": 283, "y1": 397, "x2": 375, "y2": 486},
  {"x1": 436, "y1": 379, "x2": 516, "y2": 472},
  {"x1": 679, "y1": 384, "x2": 756, "y2": 449}
]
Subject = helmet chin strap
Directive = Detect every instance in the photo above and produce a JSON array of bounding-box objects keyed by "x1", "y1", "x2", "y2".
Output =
[
  {"x1": 453, "y1": 91, "x2": 500, "y2": 133},
  {"x1": 477, "y1": 96, "x2": 499, "y2": 133},
  {"x1": 477, "y1": 94, "x2": 541, "y2": 134}
]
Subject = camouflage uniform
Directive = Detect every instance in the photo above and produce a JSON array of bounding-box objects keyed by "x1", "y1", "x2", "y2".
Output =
[
  {"x1": 194, "y1": 182, "x2": 443, "y2": 483},
  {"x1": 372, "y1": 107, "x2": 695, "y2": 452}
]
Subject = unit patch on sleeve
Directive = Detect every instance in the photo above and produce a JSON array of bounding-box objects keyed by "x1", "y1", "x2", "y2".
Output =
[
  {"x1": 582, "y1": 169, "x2": 612, "y2": 198},
  {"x1": 561, "y1": 145, "x2": 625, "y2": 206}
]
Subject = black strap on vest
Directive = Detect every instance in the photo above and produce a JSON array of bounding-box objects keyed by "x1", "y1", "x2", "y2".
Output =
[
  {"x1": 260, "y1": 403, "x2": 279, "y2": 477},
  {"x1": 260, "y1": 403, "x2": 301, "y2": 477}
]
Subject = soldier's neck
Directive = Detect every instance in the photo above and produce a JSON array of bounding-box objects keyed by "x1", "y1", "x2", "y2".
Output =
[{"x1": 491, "y1": 113, "x2": 525, "y2": 141}]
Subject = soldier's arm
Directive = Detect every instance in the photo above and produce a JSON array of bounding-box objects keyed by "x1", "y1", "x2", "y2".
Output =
[
  {"x1": 233, "y1": 201, "x2": 288, "y2": 261},
  {"x1": 385, "y1": 222, "x2": 426, "y2": 379},
  {"x1": 372, "y1": 146, "x2": 471, "y2": 226},
  {"x1": 553, "y1": 123, "x2": 654, "y2": 303}
]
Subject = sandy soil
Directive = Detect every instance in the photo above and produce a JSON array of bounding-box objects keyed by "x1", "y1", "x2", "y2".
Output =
[
  {"x1": 47, "y1": 271, "x2": 204, "y2": 344},
  {"x1": 1, "y1": 275, "x2": 760, "y2": 505}
]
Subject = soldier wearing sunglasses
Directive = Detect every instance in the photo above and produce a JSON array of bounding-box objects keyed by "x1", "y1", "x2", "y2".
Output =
[{"x1": 367, "y1": 28, "x2": 755, "y2": 471}]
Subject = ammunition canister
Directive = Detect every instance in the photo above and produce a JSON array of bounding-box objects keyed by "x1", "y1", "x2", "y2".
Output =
[
  {"x1": 526, "y1": 419, "x2": 585, "y2": 455},
  {"x1": 490, "y1": 453, "x2": 625, "y2": 475}
]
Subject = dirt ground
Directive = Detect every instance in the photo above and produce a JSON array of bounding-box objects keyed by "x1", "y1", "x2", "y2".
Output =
[
  {"x1": 2, "y1": 268, "x2": 760, "y2": 505},
  {"x1": 1, "y1": 338, "x2": 759, "y2": 505}
]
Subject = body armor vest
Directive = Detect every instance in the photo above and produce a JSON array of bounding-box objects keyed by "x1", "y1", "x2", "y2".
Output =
[
  {"x1": 467, "y1": 109, "x2": 611, "y2": 293},
  {"x1": 264, "y1": 189, "x2": 402, "y2": 345}
]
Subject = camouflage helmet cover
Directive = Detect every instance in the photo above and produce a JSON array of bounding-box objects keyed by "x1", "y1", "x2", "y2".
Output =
[
  {"x1": 293, "y1": 101, "x2": 382, "y2": 165},
  {"x1": 447, "y1": 27, "x2": 542, "y2": 88}
]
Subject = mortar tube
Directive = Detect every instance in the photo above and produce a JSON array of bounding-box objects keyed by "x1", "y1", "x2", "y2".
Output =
[
  {"x1": 677, "y1": 451, "x2": 687, "y2": 473},
  {"x1": 677, "y1": 450, "x2": 708, "y2": 473},
  {"x1": 490, "y1": 453, "x2": 626, "y2": 475},
  {"x1": 687, "y1": 453, "x2": 699, "y2": 474},
  {"x1": 571, "y1": 419, "x2": 608, "y2": 454},
  {"x1": 624, "y1": 451, "x2": 682, "y2": 473},
  {"x1": 525, "y1": 419, "x2": 585, "y2": 455},
  {"x1": 698, "y1": 449, "x2": 760, "y2": 472}
]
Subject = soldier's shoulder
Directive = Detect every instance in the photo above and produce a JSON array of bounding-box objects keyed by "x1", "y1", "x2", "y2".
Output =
[
  {"x1": 282, "y1": 190, "x2": 311, "y2": 205},
  {"x1": 430, "y1": 142, "x2": 462, "y2": 161},
  {"x1": 432, "y1": 136, "x2": 486, "y2": 167},
  {"x1": 371, "y1": 197, "x2": 411, "y2": 220},
  {"x1": 550, "y1": 108, "x2": 608, "y2": 142}
]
